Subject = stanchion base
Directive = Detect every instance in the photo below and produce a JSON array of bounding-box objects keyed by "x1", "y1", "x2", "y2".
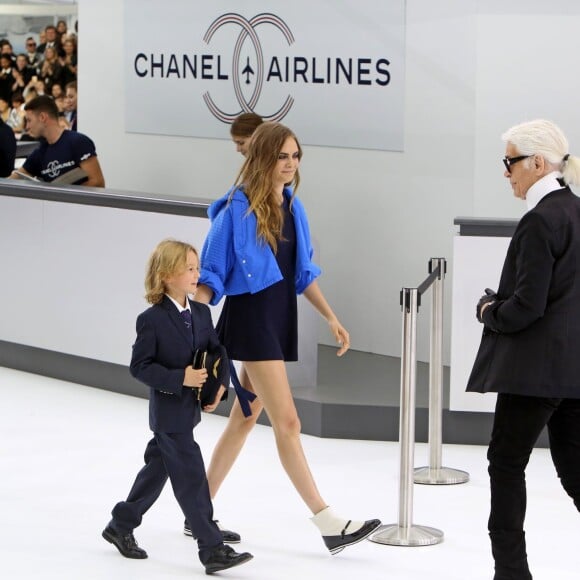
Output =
[
  {"x1": 369, "y1": 524, "x2": 444, "y2": 547},
  {"x1": 413, "y1": 466, "x2": 470, "y2": 485}
]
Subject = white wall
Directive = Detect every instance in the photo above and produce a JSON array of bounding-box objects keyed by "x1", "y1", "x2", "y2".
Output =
[{"x1": 77, "y1": 0, "x2": 580, "y2": 364}]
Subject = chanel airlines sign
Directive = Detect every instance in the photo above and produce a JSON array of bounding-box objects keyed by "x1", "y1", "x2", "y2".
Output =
[{"x1": 124, "y1": 0, "x2": 406, "y2": 151}]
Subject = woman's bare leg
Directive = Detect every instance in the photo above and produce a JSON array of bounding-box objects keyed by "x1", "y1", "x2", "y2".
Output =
[
  {"x1": 243, "y1": 360, "x2": 326, "y2": 514},
  {"x1": 206, "y1": 365, "x2": 263, "y2": 499},
  {"x1": 207, "y1": 360, "x2": 379, "y2": 552}
]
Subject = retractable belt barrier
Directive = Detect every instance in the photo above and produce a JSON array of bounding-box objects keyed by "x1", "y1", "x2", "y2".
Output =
[{"x1": 370, "y1": 258, "x2": 468, "y2": 548}]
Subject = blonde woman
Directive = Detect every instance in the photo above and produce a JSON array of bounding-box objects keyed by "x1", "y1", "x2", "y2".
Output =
[{"x1": 195, "y1": 122, "x2": 381, "y2": 554}]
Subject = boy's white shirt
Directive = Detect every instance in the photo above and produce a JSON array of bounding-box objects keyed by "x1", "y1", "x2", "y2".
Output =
[{"x1": 165, "y1": 293, "x2": 191, "y2": 313}]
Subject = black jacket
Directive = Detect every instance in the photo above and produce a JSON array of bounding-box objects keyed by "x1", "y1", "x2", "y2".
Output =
[
  {"x1": 467, "y1": 186, "x2": 580, "y2": 398},
  {"x1": 130, "y1": 296, "x2": 224, "y2": 433}
]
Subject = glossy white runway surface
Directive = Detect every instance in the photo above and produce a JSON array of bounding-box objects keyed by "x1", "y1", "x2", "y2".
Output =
[{"x1": 2, "y1": 367, "x2": 578, "y2": 579}]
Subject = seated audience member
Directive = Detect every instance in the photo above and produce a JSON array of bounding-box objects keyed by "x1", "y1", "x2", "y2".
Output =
[
  {"x1": 56, "y1": 20, "x2": 68, "y2": 42},
  {"x1": 0, "y1": 96, "x2": 11, "y2": 124},
  {"x1": 0, "y1": 40, "x2": 16, "y2": 65},
  {"x1": 10, "y1": 67, "x2": 26, "y2": 96},
  {"x1": 25, "y1": 37, "x2": 42, "y2": 71},
  {"x1": 6, "y1": 92, "x2": 24, "y2": 133},
  {"x1": 54, "y1": 94, "x2": 66, "y2": 112},
  {"x1": 54, "y1": 94, "x2": 67, "y2": 119},
  {"x1": 230, "y1": 112, "x2": 263, "y2": 156},
  {"x1": 0, "y1": 116, "x2": 16, "y2": 176},
  {"x1": 53, "y1": 95, "x2": 69, "y2": 130},
  {"x1": 60, "y1": 37, "x2": 77, "y2": 86},
  {"x1": 64, "y1": 81, "x2": 77, "y2": 131},
  {"x1": 23, "y1": 84, "x2": 40, "y2": 104},
  {"x1": 12, "y1": 54, "x2": 34, "y2": 92},
  {"x1": 39, "y1": 46, "x2": 63, "y2": 95},
  {"x1": 10, "y1": 95, "x2": 105, "y2": 187},
  {"x1": 0, "y1": 54, "x2": 14, "y2": 102},
  {"x1": 24, "y1": 76, "x2": 45, "y2": 99},
  {"x1": 51, "y1": 83, "x2": 64, "y2": 99},
  {"x1": 38, "y1": 25, "x2": 64, "y2": 58},
  {"x1": 18, "y1": 87, "x2": 40, "y2": 142}
]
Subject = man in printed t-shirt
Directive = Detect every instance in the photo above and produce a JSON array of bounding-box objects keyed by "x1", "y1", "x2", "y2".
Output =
[{"x1": 10, "y1": 95, "x2": 105, "y2": 187}]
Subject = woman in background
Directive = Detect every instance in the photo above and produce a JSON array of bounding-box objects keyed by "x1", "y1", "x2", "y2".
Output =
[{"x1": 230, "y1": 112, "x2": 263, "y2": 156}]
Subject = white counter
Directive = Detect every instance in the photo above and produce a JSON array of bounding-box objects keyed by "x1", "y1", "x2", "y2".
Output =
[
  {"x1": 449, "y1": 218, "x2": 516, "y2": 412},
  {"x1": 0, "y1": 181, "x2": 318, "y2": 387}
]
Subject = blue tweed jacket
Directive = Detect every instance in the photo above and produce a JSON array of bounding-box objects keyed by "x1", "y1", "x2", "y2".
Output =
[{"x1": 199, "y1": 186, "x2": 321, "y2": 305}]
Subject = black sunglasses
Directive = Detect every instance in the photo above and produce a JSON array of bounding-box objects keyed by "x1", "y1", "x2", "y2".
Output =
[{"x1": 502, "y1": 154, "x2": 532, "y2": 173}]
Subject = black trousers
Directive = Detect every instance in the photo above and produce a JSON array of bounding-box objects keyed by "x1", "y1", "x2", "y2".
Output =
[
  {"x1": 109, "y1": 432, "x2": 222, "y2": 559},
  {"x1": 488, "y1": 394, "x2": 580, "y2": 580}
]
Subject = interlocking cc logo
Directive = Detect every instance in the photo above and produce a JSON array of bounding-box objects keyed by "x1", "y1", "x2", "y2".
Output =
[
  {"x1": 46, "y1": 160, "x2": 61, "y2": 178},
  {"x1": 203, "y1": 13, "x2": 295, "y2": 122}
]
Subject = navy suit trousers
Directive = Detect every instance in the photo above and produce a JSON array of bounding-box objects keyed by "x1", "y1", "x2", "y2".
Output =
[
  {"x1": 109, "y1": 432, "x2": 222, "y2": 556},
  {"x1": 487, "y1": 394, "x2": 580, "y2": 579}
]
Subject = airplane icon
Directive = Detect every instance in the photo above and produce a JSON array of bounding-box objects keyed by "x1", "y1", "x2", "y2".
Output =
[{"x1": 241, "y1": 57, "x2": 254, "y2": 84}]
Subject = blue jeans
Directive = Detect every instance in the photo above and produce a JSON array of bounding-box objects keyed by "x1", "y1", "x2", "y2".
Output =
[{"x1": 487, "y1": 394, "x2": 580, "y2": 579}]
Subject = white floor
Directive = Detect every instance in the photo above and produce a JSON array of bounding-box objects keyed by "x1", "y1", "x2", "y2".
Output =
[{"x1": 1, "y1": 367, "x2": 578, "y2": 580}]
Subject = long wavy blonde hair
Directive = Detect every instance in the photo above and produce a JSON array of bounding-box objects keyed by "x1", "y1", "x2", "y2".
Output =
[
  {"x1": 144, "y1": 239, "x2": 198, "y2": 304},
  {"x1": 232, "y1": 122, "x2": 302, "y2": 252}
]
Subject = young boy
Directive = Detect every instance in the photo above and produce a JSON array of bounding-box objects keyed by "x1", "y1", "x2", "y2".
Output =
[{"x1": 102, "y1": 239, "x2": 253, "y2": 574}]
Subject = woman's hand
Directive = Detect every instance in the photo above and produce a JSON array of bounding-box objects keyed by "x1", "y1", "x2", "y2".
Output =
[
  {"x1": 202, "y1": 385, "x2": 226, "y2": 413},
  {"x1": 303, "y1": 281, "x2": 351, "y2": 356},
  {"x1": 329, "y1": 317, "x2": 350, "y2": 356}
]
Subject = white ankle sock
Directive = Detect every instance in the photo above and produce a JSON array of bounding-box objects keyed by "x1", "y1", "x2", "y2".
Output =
[{"x1": 310, "y1": 506, "x2": 364, "y2": 536}]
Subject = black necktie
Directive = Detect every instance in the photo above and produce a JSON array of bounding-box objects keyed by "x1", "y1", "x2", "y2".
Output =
[{"x1": 180, "y1": 309, "x2": 192, "y2": 328}]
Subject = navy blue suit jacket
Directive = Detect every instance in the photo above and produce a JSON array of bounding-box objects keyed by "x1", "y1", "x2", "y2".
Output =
[{"x1": 130, "y1": 296, "x2": 222, "y2": 433}]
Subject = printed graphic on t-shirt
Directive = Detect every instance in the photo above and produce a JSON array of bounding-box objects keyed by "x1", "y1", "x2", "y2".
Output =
[
  {"x1": 23, "y1": 131, "x2": 97, "y2": 183},
  {"x1": 42, "y1": 159, "x2": 76, "y2": 179}
]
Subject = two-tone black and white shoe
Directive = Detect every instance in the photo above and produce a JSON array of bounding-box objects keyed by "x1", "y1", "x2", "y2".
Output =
[{"x1": 322, "y1": 519, "x2": 382, "y2": 555}]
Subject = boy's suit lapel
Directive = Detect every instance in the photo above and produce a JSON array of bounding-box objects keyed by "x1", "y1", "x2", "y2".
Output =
[{"x1": 161, "y1": 296, "x2": 195, "y2": 352}]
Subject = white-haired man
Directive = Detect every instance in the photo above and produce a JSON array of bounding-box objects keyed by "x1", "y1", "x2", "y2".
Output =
[{"x1": 467, "y1": 119, "x2": 580, "y2": 580}]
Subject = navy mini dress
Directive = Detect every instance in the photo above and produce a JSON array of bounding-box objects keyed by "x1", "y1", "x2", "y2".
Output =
[{"x1": 216, "y1": 197, "x2": 298, "y2": 362}]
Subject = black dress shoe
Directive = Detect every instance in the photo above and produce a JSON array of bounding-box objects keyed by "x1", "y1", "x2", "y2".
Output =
[
  {"x1": 102, "y1": 525, "x2": 148, "y2": 559},
  {"x1": 322, "y1": 518, "x2": 382, "y2": 555},
  {"x1": 202, "y1": 544, "x2": 253, "y2": 575},
  {"x1": 184, "y1": 520, "x2": 241, "y2": 543}
]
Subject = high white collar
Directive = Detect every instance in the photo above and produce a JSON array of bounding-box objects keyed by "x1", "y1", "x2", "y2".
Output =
[{"x1": 526, "y1": 171, "x2": 564, "y2": 211}]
